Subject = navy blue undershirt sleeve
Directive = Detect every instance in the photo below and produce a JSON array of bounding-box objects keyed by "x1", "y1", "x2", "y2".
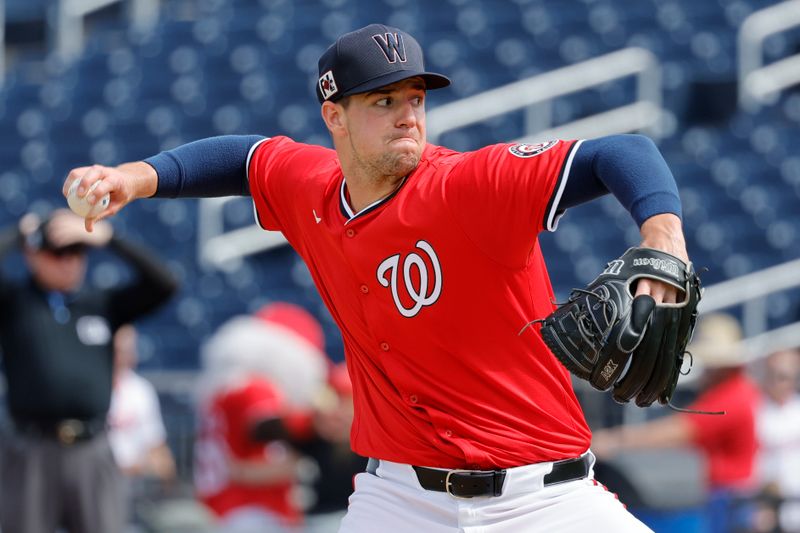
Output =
[
  {"x1": 559, "y1": 134, "x2": 682, "y2": 227},
  {"x1": 144, "y1": 135, "x2": 266, "y2": 198}
]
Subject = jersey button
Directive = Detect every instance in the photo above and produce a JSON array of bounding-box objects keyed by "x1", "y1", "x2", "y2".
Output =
[
  {"x1": 380, "y1": 342, "x2": 390, "y2": 351},
  {"x1": 444, "y1": 430, "x2": 453, "y2": 438},
  {"x1": 345, "y1": 229, "x2": 356, "y2": 238},
  {"x1": 409, "y1": 395, "x2": 418, "y2": 403},
  {"x1": 360, "y1": 284, "x2": 369, "y2": 294}
]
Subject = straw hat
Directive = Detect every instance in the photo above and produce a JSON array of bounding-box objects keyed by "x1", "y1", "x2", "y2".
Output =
[{"x1": 687, "y1": 313, "x2": 747, "y2": 368}]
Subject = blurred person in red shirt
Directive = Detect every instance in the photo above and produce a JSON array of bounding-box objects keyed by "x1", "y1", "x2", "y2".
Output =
[
  {"x1": 250, "y1": 307, "x2": 366, "y2": 532},
  {"x1": 193, "y1": 303, "x2": 328, "y2": 532},
  {"x1": 206, "y1": 309, "x2": 366, "y2": 533},
  {"x1": 592, "y1": 313, "x2": 762, "y2": 533}
]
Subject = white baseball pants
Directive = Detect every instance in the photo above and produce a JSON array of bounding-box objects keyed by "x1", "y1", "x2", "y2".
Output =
[{"x1": 338, "y1": 452, "x2": 653, "y2": 532}]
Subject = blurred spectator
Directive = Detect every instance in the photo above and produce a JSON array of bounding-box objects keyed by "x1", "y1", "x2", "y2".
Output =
[
  {"x1": 298, "y1": 362, "x2": 367, "y2": 533},
  {"x1": 592, "y1": 313, "x2": 762, "y2": 533},
  {"x1": 757, "y1": 348, "x2": 800, "y2": 496},
  {"x1": 233, "y1": 306, "x2": 365, "y2": 532},
  {"x1": 752, "y1": 348, "x2": 800, "y2": 533},
  {"x1": 195, "y1": 375, "x2": 302, "y2": 533},
  {"x1": 108, "y1": 324, "x2": 177, "y2": 526},
  {"x1": 109, "y1": 324, "x2": 177, "y2": 480},
  {"x1": 193, "y1": 303, "x2": 328, "y2": 533},
  {"x1": 0, "y1": 209, "x2": 177, "y2": 533}
]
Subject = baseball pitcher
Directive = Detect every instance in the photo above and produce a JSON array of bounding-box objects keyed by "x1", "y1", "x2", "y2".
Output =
[{"x1": 63, "y1": 24, "x2": 700, "y2": 532}]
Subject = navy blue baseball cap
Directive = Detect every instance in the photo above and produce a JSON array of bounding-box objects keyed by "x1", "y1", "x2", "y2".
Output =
[{"x1": 316, "y1": 24, "x2": 450, "y2": 104}]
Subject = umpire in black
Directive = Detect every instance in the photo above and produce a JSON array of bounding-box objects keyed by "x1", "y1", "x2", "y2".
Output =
[{"x1": 0, "y1": 208, "x2": 177, "y2": 533}]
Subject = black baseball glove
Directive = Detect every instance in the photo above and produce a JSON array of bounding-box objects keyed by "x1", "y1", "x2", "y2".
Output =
[{"x1": 536, "y1": 247, "x2": 702, "y2": 407}]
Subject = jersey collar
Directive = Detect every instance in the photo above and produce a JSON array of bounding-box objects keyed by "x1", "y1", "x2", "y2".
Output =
[
  {"x1": 338, "y1": 144, "x2": 435, "y2": 224},
  {"x1": 339, "y1": 176, "x2": 407, "y2": 224}
]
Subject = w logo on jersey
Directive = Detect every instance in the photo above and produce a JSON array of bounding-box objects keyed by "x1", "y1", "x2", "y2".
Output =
[
  {"x1": 377, "y1": 240, "x2": 442, "y2": 318},
  {"x1": 372, "y1": 32, "x2": 407, "y2": 63}
]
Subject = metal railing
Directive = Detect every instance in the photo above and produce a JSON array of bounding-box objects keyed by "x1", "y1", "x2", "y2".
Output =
[
  {"x1": 738, "y1": 0, "x2": 800, "y2": 111},
  {"x1": 426, "y1": 47, "x2": 665, "y2": 144},
  {"x1": 699, "y1": 257, "x2": 800, "y2": 358},
  {"x1": 197, "y1": 197, "x2": 287, "y2": 271},
  {"x1": 0, "y1": 0, "x2": 159, "y2": 86},
  {"x1": 743, "y1": 320, "x2": 800, "y2": 361},
  {"x1": 51, "y1": 0, "x2": 159, "y2": 61}
]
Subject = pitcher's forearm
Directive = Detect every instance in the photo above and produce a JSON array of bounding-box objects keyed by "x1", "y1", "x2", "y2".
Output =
[
  {"x1": 639, "y1": 213, "x2": 688, "y2": 263},
  {"x1": 118, "y1": 161, "x2": 159, "y2": 199}
]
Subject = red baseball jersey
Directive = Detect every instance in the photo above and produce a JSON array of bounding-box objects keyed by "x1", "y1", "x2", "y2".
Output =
[
  {"x1": 194, "y1": 377, "x2": 300, "y2": 523},
  {"x1": 248, "y1": 136, "x2": 591, "y2": 469}
]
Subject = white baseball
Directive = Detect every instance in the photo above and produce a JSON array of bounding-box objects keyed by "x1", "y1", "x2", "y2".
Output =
[{"x1": 67, "y1": 177, "x2": 110, "y2": 218}]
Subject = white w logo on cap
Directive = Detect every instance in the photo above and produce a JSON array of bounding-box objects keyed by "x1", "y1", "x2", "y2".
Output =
[{"x1": 372, "y1": 33, "x2": 407, "y2": 63}]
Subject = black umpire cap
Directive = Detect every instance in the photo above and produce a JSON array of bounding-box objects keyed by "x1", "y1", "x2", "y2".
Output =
[{"x1": 316, "y1": 23, "x2": 450, "y2": 104}]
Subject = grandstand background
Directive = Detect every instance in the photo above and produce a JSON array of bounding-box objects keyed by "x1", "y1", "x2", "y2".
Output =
[{"x1": 0, "y1": 0, "x2": 799, "y2": 527}]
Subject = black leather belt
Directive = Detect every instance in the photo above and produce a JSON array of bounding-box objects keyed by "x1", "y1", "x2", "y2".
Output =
[
  {"x1": 13, "y1": 418, "x2": 106, "y2": 445},
  {"x1": 366, "y1": 454, "x2": 592, "y2": 498}
]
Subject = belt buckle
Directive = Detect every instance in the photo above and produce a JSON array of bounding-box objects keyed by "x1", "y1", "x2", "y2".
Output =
[
  {"x1": 57, "y1": 419, "x2": 83, "y2": 445},
  {"x1": 444, "y1": 469, "x2": 474, "y2": 499}
]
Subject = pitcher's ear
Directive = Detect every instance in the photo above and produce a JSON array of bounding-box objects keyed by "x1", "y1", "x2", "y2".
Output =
[{"x1": 320, "y1": 100, "x2": 346, "y2": 133}]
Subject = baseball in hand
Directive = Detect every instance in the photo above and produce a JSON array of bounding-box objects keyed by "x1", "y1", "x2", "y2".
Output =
[{"x1": 67, "y1": 177, "x2": 110, "y2": 218}]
